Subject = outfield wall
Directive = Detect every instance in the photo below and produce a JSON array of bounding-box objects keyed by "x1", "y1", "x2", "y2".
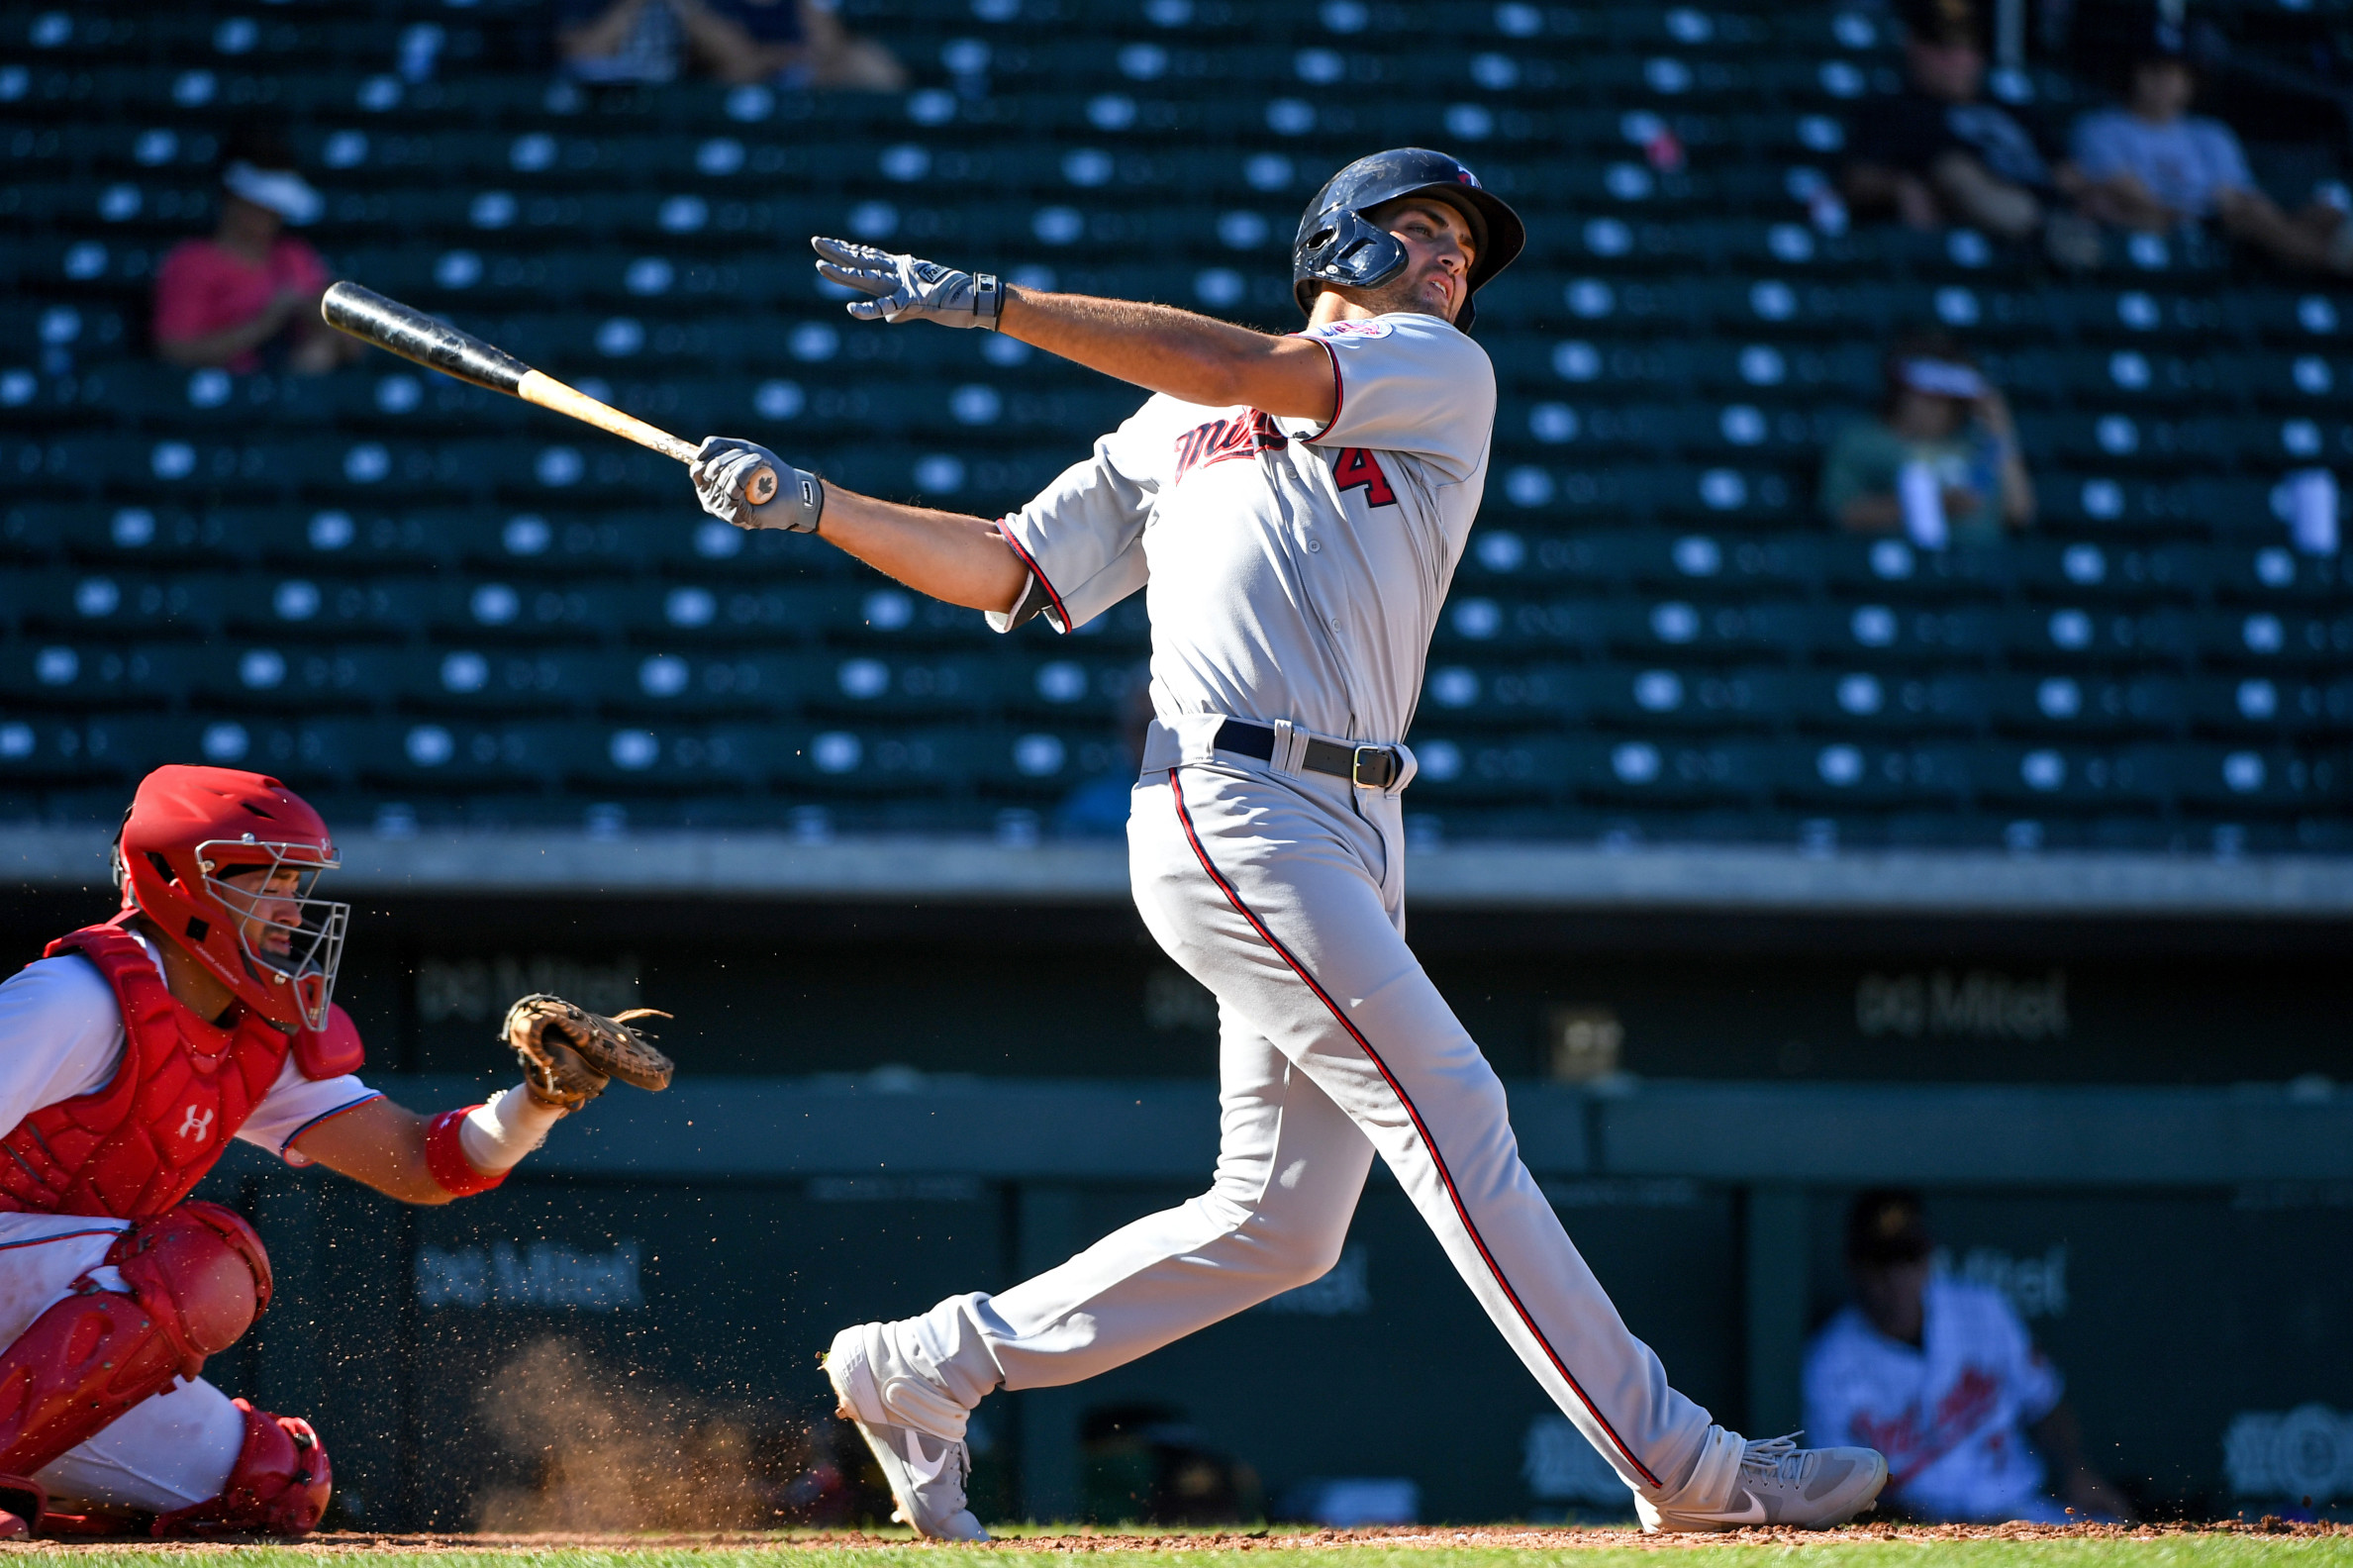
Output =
[{"x1": 191, "y1": 1077, "x2": 2353, "y2": 1528}]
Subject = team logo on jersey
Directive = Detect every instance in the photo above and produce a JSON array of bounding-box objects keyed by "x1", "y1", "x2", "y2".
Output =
[
  {"x1": 1332, "y1": 447, "x2": 1397, "y2": 507},
  {"x1": 1314, "y1": 319, "x2": 1394, "y2": 341},
  {"x1": 1173, "y1": 411, "x2": 1288, "y2": 485}
]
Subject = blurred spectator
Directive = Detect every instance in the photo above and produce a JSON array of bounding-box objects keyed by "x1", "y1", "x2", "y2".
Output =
[
  {"x1": 712, "y1": 0, "x2": 906, "y2": 90},
  {"x1": 557, "y1": 0, "x2": 718, "y2": 83},
  {"x1": 1819, "y1": 335, "x2": 2034, "y2": 547},
  {"x1": 2069, "y1": 27, "x2": 2353, "y2": 275},
  {"x1": 556, "y1": 0, "x2": 902, "y2": 88},
  {"x1": 152, "y1": 131, "x2": 363, "y2": 376},
  {"x1": 1081, "y1": 1402, "x2": 1263, "y2": 1525},
  {"x1": 1805, "y1": 1191, "x2": 2135, "y2": 1524},
  {"x1": 1054, "y1": 667, "x2": 1153, "y2": 838},
  {"x1": 1841, "y1": 0, "x2": 2104, "y2": 270}
]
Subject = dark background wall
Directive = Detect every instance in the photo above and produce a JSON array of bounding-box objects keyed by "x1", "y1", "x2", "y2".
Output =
[
  {"x1": 13, "y1": 882, "x2": 2345, "y2": 1526},
  {"x1": 9, "y1": 886, "x2": 2340, "y2": 1085}
]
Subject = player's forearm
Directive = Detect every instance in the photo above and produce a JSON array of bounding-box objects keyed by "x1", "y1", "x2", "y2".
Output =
[
  {"x1": 811, "y1": 485, "x2": 1029, "y2": 614},
  {"x1": 2025, "y1": 1400, "x2": 2090, "y2": 1479},
  {"x1": 1836, "y1": 494, "x2": 1905, "y2": 533},
  {"x1": 1000, "y1": 287, "x2": 1333, "y2": 421},
  {"x1": 156, "y1": 309, "x2": 292, "y2": 368},
  {"x1": 293, "y1": 1098, "x2": 456, "y2": 1205}
]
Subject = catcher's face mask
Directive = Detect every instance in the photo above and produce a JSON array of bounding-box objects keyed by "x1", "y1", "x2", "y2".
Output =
[{"x1": 197, "y1": 842, "x2": 349, "y2": 1031}]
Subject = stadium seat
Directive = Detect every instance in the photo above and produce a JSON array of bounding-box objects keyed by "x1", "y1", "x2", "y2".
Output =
[{"x1": 5, "y1": 0, "x2": 2350, "y2": 845}]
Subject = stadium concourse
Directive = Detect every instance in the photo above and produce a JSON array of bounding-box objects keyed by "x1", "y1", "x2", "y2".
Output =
[{"x1": 4, "y1": 0, "x2": 2351, "y2": 868}]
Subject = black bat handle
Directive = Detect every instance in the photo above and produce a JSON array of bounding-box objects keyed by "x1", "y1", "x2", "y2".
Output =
[{"x1": 322, "y1": 280, "x2": 532, "y2": 395}]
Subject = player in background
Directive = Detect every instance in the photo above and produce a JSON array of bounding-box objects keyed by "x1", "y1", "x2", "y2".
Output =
[
  {"x1": 1806, "y1": 1190, "x2": 2134, "y2": 1522},
  {"x1": 689, "y1": 148, "x2": 1890, "y2": 1536},
  {"x1": 0, "y1": 765, "x2": 662, "y2": 1538}
]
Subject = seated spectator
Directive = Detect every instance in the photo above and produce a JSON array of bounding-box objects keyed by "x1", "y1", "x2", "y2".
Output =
[
  {"x1": 1842, "y1": 0, "x2": 2103, "y2": 270},
  {"x1": 152, "y1": 131, "x2": 363, "y2": 376},
  {"x1": 713, "y1": 0, "x2": 906, "y2": 90},
  {"x1": 2070, "y1": 27, "x2": 2353, "y2": 275},
  {"x1": 1820, "y1": 335, "x2": 2034, "y2": 547},
  {"x1": 1054, "y1": 668, "x2": 1153, "y2": 838},
  {"x1": 556, "y1": 0, "x2": 902, "y2": 88},
  {"x1": 1805, "y1": 1191, "x2": 2134, "y2": 1524}
]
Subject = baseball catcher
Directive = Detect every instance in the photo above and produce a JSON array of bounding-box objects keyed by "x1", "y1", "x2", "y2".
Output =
[
  {"x1": 0, "y1": 764, "x2": 671, "y2": 1538},
  {"x1": 685, "y1": 148, "x2": 1887, "y2": 1537}
]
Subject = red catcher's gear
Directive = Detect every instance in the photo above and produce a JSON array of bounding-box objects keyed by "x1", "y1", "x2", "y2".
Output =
[
  {"x1": 151, "y1": 1402, "x2": 331, "y2": 1537},
  {"x1": 0, "y1": 1204, "x2": 270, "y2": 1480},
  {"x1": 424, "y1": 1106, "x2": 507, "y2": 1197},
  {"x1": 292, "y1": 1000, "x2": 364, "y2": 1080},
  {"x1": 0, "y1": 1481, "x2": 28, "y2": 1538},
  {"x1": 112, "y1": 765, "x2": 347, "y2": 1031},
  {"x1": 0, "y1": 925, "x2": 291, "y2": 1219}
]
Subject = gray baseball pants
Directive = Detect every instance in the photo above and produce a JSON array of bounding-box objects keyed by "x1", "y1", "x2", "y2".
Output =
[{"x1": 849, "y1": 747, "x2": 1722, "y2": 1501}]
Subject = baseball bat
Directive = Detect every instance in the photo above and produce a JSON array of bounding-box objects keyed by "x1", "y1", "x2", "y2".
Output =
[{"x1": 320, "y1": 281, "x2": 778, "y2": 506}]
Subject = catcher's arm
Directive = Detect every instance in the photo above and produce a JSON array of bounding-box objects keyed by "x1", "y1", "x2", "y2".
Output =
[
  {"x1": 293, "y1": 994, "x2": 674, "y2": 1203},
  {"x1": 288, "y1": 1097, "x2": 453, "y2": 1206}
]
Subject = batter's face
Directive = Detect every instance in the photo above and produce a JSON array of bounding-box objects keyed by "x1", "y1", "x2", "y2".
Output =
[{"x1": 1322, "y1": 197, "x2": 1479, "y2": 324}]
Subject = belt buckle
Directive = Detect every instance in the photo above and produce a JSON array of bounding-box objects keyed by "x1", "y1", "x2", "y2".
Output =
[{"x1": 1351, "y1": 745, "x2": 1395, "y2": 790}]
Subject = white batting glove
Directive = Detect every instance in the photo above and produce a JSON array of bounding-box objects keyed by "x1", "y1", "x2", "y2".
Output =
[
  {"x1": 812, "y1": 236, "x2": 1003, "y2": 329},
  {"x1": 692, "y1": 436, "x2": 824, "y2": 533}
]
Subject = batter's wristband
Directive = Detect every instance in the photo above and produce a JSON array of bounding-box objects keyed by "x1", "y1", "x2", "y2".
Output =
[{"x1": 425, "y1": 1107, "x2": 509, "y2": 1197}]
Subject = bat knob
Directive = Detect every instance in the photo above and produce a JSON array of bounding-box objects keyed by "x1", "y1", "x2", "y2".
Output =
[{"x1": 744, "y1": 466, "x2": 779, "y2": 507}]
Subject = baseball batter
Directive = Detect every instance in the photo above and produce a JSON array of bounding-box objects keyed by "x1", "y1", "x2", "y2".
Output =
[
  {"x1": 0, "y1": 765, "x2": 669, "y2": 1539},
  {"x1": 690, "y1": 148, "x2": 1889, "y2": 1536}
]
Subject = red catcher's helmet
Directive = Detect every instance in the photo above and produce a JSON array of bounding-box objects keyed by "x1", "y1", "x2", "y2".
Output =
[{"x1": 111, "y1": 766, "x2": 348, "y2": 1030}]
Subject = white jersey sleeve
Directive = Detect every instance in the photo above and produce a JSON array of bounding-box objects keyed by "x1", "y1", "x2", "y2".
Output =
[
  {"x1": 1281, "y1": 313, "x2": 1496, "y2": 482},
  {"x1": 989, "y1": 399, "x2": 1165, "y2": 635},
  {"x1": 235, "y1": 1058, "x2": 379, "y2": 1164},
  {"x1": 0, "y1": 956, "x2": 128, "y2": 1139}
]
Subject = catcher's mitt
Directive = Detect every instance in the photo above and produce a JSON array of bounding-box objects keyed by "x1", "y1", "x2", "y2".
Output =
[{"x1": 503, "y1": 993, "x2": 674, "y2": 1110}]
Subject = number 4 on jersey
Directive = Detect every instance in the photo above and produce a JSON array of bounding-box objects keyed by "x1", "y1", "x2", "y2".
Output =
[{"x1": 1332, "y1": 447, "x2": 1397, "y2": 507}]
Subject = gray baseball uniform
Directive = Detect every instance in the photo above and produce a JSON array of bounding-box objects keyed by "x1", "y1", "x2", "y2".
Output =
[{"x1": 835, "y1": 312, "x2": 1732, "y2": 1506}]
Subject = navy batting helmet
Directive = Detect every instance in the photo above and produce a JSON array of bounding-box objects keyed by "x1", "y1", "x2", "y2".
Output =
[{"x1": 1291, "y1": 147, "x2": 1525, "y2": 332}]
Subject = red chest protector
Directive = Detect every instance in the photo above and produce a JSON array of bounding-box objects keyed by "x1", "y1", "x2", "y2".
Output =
[{"x1": 0, "y1": 922, "x2": 296, "y2": 1219}]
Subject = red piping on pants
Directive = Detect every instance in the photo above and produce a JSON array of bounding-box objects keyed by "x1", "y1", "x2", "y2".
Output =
[{"x1": 1166, "y1": 767, "x2": 1662, "y2": 1490}]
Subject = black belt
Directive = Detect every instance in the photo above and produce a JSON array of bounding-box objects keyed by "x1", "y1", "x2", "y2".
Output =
[{"x1": 1213, "y1": 719, "x2": 1405, "y2": 790}]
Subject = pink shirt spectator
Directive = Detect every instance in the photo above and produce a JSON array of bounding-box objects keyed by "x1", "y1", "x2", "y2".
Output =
[{"x1": 152, "y1": 237, "x2": 331, "y2": 372}]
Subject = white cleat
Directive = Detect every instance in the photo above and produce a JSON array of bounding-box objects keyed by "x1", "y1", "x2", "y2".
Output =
[
  {"x1": 824, "y1": 1325, "x2": 989, "y2": 1541},
  {"x1": 1638, "y1": 1433, "x2": 1889, "y2": 1532}
]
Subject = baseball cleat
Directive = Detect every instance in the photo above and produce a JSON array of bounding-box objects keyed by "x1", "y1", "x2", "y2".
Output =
[
  {"x1": 823, "y1": 1326, "x2": 988, "y2": 1541},
  {"x1": 1637, "y1": 1434, "x2": 1888, "y2": 1532}
]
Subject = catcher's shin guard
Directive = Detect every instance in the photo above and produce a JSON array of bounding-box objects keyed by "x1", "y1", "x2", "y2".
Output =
[
  {"x1": 151, "y1": 1401, "x2": 331, "y2": 1537},
  {"x1": 0, "y1": 1204, "x2": 271, "y2": 1480},
  {"x1": 0, "y1": 1475, "x2": 36, "y2": 1539}
]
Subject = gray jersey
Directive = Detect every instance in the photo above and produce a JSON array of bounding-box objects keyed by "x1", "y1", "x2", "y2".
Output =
[{"x1": 990, "y1": 312, "x2": 1496, "y2": 744}]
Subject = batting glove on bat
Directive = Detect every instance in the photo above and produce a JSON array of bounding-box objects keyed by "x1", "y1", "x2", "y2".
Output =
[
  {"x1": 693, "y1": 436, "x2": 825, "y2": 533},
  {"x1": 812, "y1": 236, "x2": 1003, "y2": 330},
  {"x1": 503, "y1": 993, "x2": 675, "y2": 1111}
]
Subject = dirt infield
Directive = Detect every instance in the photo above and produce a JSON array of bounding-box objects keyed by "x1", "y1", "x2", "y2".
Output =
[{"x1": 7, "y1": 1521, "x2": 2346, "y2": 1554}]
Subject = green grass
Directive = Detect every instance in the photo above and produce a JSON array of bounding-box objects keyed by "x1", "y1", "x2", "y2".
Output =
[{"x1": 13, "y1": 1529, "x2": 2349, "y2": 1568}]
